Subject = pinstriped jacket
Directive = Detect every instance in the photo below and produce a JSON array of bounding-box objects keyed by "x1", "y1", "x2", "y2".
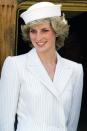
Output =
[{"x1": 0, "y1": 48, "x2": 83, "y2": 131}]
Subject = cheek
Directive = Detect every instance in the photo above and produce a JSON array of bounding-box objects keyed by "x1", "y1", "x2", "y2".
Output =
[
  {"x1": 48, "y1": 33, "x2": 56, "y2": 42},
  {"x1": 29, "y1": 34, "x2": 35, "y2": 42}
]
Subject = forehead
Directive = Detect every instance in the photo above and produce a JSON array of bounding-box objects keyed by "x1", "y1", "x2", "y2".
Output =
[{"x1": 30, "y1": 22, "x2": 51, "y2": 29}]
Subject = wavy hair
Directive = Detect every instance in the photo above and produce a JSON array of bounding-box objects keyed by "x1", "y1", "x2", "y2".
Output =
[{"x1": 21, "y1": 15, "x2": 69, "y2": 50}]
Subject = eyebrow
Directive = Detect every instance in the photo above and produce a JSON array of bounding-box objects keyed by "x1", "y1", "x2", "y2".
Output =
[{"x1": 30, "y1": 27, "x2": 50, "y2": 30}]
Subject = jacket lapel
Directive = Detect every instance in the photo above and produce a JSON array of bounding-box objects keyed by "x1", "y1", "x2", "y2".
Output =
[
  {"x1": 53, "y1": 53, "x2": 72, "y2": 97},
  {"x1": 26, "y1": 48, "x2": 72, "y2": 100},
  {"x1": 26, "y1": 48, "x2": 52, "y2": 85}
]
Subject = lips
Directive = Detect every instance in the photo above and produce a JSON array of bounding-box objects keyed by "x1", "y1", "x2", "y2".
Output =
[{"x1": 36, "y1": 41, "x2": 47, "y2": 47}]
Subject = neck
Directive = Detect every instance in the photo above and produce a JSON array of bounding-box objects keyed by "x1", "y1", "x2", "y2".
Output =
[{"x1": 36, "y1": 49, "x2": 57, "y2": 65}]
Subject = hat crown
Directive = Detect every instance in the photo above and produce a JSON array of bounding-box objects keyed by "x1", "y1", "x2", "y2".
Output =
[
  {"x1": 20, "y1": 2, "x2": 62, "y2": 24},
  {"x1": 29, "y1": 2, "x2": 61, "y2": 11}
]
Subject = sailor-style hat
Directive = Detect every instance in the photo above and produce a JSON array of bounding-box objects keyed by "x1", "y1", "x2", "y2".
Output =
[{"x1": 20, "y1": 2, "x2": 62, "y2": 24}]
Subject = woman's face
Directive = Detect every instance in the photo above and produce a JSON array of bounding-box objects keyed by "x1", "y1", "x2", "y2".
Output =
[{"x1": 29, "y1": 22, "x2": 56, "y2": 53}]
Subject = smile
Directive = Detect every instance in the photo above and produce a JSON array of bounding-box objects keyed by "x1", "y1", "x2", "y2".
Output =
[{"x1": 36, "y1": 41, "x2": 47, "y2": 47}]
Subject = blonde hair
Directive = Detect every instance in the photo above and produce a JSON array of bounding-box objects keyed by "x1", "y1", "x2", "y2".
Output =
[{"x1": 21, "y1": 15, "x2": 69, "y2": 50}]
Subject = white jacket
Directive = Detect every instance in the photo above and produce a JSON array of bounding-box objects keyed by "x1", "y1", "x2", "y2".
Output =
[{"x1": 0, "y1": 48, "x2": 83, "y2": 131}]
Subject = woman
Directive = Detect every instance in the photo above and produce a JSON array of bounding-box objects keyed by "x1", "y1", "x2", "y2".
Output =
[{"x1": 0, "y1": 2, "x2": 83, "y2": 131}]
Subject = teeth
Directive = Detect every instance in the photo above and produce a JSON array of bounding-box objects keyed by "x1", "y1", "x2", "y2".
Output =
[
  {"x1": 37, "y1": 43, "x2": 43, "y2": 45},
  {"x1": 36, "y1": 42, "x2": 47, "y2": 46},
  {"x1": 37, "y1": 43, "x2": 45, "y2": 46}
]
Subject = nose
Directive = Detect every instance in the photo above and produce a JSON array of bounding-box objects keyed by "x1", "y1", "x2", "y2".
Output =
[{"x1": 36, "y1": 31, "x2": 42, "y2": 42}]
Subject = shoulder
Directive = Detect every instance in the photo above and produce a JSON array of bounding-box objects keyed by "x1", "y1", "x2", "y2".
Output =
[
  {"x1": 59, "y1": 55, "x2": 83, "y2": 75},
  {"x1": 3, "y1": 53, "x2": 27, "y2": 68},
  {"x1": 62, "y1": 57, "x2": 82, "y2": 68},
  {"x1": 61, "y1": 58, "x2": 83, "y2": 87},
  {"x1": 3, "y1": 48, "x2": 34, "y2": 66},
  {"x1": 1, "y1": 53, "x2": 27, "y2": 76}
]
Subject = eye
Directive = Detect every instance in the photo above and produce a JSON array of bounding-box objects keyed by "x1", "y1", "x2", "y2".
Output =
[
  {"x1": 30, "y1": 29, "x2": 36, "y2": 34},
  {"x1": 42, "y1": 29, "x2": 50, "y2": 33}
]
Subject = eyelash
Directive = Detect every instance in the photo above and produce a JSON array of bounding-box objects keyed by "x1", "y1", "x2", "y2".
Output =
[
  {"x1": 30, "y1": 29, "x2": 49, "y2": 33},
  {"x1": 30, "y1": 30, "x2": 36, "y2": 33},
  {"x1": 43, "y1": 29, "x2": 49, "y2": 32}
]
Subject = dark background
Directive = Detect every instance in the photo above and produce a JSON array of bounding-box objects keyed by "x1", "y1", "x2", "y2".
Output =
[{"x1": 59, "y1": 12, "x2": 87, "y2": 131}]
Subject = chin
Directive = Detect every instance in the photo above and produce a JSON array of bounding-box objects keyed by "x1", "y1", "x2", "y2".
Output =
[{"x1": 36, "y1": 46, "x2": 49, "y2": 54}]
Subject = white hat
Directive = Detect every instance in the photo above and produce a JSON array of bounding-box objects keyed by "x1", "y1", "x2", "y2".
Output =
[{"x1": 20, "y1": 2, "x2": 62, "y2": 24}]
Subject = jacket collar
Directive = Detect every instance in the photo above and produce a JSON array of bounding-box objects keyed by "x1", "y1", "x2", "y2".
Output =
[{"x1": 26, "y1": 48, "x2": 72, "y2": 100}]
